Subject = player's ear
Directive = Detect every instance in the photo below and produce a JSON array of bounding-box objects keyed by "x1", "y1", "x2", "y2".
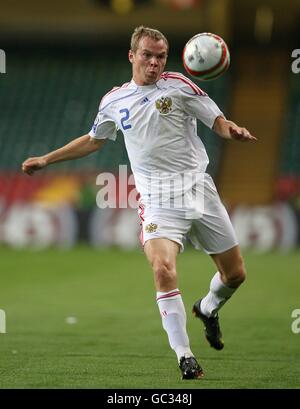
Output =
[{"x1": 128, "y1": 50, "x2": 134, "y2": 64}]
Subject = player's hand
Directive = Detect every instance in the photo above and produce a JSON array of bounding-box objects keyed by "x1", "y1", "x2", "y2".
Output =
[
  {"x1": 22, "y1": 157, "x2": 47, "y2": 175},
  {"x1": 229, "y1": 126, "x2": 257, "y2": 142}
]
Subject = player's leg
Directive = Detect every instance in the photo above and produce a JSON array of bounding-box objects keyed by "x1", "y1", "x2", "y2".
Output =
[
  {"x1": 202, "y1": 244, "x2": 246, "y2": 316},
  {"x1": 193, "y1": 245, "x2": 246, "y2": 350},
  {"x1": 144, "y1": 238, "x2": 203, "y2": 379},
  {"x1": 144, "y1": 237, "x2": 179, "y2": 292},
  {"x1": 212, "y1": 245, "x2": 246, "y2": 288},
  {"x1": 189, "y1": 174, "x2": 245, "y2": 349}
]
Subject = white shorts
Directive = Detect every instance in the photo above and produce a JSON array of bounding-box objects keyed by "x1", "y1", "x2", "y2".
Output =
[{"x1": 138, "y1": 174, "x2": 238, "y2": 254}]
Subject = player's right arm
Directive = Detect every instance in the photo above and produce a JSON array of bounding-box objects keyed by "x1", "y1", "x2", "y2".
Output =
[{"x1": 22, "y1": 134, "x2": 105, "y2": 175}]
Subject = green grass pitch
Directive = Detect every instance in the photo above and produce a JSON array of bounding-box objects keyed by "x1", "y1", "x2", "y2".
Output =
[{"x1": 0, "y1": 246, "x2": 299, "y2": 389}]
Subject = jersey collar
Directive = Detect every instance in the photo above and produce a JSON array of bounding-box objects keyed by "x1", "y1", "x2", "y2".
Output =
[{"x1": 130, "y1": 78, "x2": 158, "y2": 91}]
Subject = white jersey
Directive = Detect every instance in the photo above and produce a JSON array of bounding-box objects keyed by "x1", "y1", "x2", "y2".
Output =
[{"x1": 89, "y1": 71, "x2": 224, "y2": 207}]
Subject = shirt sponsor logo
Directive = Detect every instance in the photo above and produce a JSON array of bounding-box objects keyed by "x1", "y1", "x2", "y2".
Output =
[{"x1": 155, "y1": 96, "x2": 172, "y2": 115}]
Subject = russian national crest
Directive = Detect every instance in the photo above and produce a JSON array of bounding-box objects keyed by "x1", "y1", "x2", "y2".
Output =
[
  {"x1": 145, "y1": 223, "x2": 158, "y2": 233},
  {"x1": 155, "y1": 97, "x2": 172, "y2": 115}
]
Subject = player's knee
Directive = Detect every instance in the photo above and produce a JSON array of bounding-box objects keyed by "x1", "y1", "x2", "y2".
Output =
[
  {"x1": 227, "y1": 265, "x2": 246, "y2": 287},
  {"x1": 152, "y1": 258, "x2": 176, "y2": 287},
  {"x1": 236, "y1": 266, "x2": 246, "y2": 285},
  {"x1": 223, "y1": 256, "x2": 246, "y2": 287}
]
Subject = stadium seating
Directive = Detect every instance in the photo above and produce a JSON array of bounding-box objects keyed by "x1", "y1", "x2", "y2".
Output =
[
  {"x1": 280, "y1": 72, "x2": 300, "y2": 176},
  {"x1": 218, "y1": 50, "x2": 289, "y2": 205}
]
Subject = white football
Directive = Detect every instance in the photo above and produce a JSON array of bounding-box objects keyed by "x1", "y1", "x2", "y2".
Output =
[{"x1": 182, "y1": 32, "x2": 230, "y2": 81}]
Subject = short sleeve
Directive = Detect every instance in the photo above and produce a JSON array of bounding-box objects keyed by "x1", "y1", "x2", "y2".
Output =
[
  {"x1": 89, "y1": 111, "x2": 118, "y2": 141},
  {"x1": 180, "y1": 88, "x2": 225, "y2": 129}
]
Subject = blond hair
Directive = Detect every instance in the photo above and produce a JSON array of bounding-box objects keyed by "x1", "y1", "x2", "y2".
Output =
[{"x1": 130, "y1": 26, "x2": 169, "y2": 53}]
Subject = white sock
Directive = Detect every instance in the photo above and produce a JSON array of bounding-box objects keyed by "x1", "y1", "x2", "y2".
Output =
[
  {"x1": 156, "y1": 289, "x2": 193, "y2": 362},
  {"x1": 200, "y1": 272, "x2": 237, "y2": 317}
]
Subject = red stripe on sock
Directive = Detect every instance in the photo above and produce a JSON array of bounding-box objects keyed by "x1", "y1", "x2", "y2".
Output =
[{"x1": 156, "y1": 291, "x2": 181, "y2": 301}]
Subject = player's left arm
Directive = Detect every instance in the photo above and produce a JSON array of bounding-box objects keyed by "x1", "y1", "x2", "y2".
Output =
[{"x1": 213, "y1": 116, "x2": 257, "y2": 142}]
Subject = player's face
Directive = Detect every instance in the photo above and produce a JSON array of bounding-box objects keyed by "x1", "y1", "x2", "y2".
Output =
[{"x1": 129, "y1": 37, "x2": 168, "y2": 85}]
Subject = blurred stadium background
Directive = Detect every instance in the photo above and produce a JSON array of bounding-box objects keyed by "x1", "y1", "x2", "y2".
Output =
[
  {"x1": 0, "y1": 0, "x2": 300, "y2": 251},
  {"x1": 1, "y1": 0, "x2": 300, "y2": 389}
]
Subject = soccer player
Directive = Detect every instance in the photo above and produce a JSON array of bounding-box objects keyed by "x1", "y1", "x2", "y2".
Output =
[{"x1": 22, "y1": 26, "x2": 257, "y2": 380}]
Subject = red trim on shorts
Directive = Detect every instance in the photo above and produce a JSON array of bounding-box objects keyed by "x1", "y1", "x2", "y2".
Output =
[{"x1": 138, "y1": 203, "x2": 145, "y2": 223}]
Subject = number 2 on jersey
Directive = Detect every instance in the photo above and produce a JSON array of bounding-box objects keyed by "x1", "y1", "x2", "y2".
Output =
[{"x1": 119, "y1": 108, "x2": 132, "y2": 130}]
